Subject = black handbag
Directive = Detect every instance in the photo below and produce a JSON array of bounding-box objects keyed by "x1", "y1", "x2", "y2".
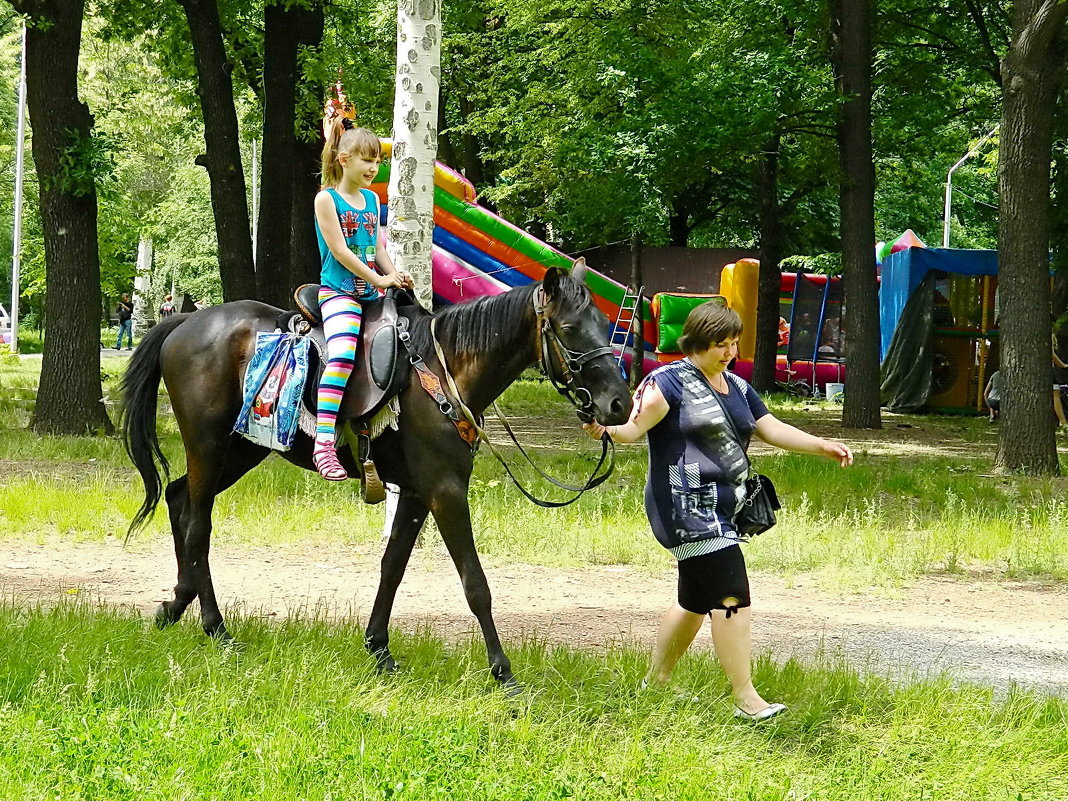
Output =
[{"x1": 710, "y1": 382, "x2": 781, "y2": 538}]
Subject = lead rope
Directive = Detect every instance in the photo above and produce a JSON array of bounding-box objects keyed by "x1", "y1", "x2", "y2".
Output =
[{"x1": 429, "y1": 317, "x2": 615, "y2": 508}]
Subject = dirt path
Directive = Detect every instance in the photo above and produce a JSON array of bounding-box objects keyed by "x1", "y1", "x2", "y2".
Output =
[{"x1": 4, "y1": 539, "x2": 1067, "y2": 696}]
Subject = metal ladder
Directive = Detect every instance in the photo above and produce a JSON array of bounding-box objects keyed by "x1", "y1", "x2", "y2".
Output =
[{"x1": 611, "y1": 285, "x2": 644, "y2": 376}]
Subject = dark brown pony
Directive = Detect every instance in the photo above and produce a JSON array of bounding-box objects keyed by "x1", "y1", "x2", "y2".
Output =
[{"x1": 121, "y1": 266, "x2": 631, "y2": 690}]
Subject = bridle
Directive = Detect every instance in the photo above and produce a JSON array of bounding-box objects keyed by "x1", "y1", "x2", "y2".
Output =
[
  {"x1": 533, "y1": 286, "x2": 614, "y2": 424},
  {"x1": 423, "y1": 285, "x2": 618, "y2": 507}
]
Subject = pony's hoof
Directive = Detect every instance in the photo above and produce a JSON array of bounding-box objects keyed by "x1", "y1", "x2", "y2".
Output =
[
  {"x1": 499, "y1": 677, "x2": 524, "y2": 698},
  {"x1": 374, "y1": 651, "x2": 399, "y2": 674},
  {"x1": 206, "y1": 624, "x2": 238, "y2": 647},
  {"x1": 154, "y1": 603, "x2": 175, "y2": 629}
]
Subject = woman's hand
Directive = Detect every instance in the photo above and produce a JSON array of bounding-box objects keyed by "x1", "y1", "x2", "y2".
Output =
[
  {"x1": 821, "y1": 440, "x2": 853, "y2": 467},
  {"x1": 583, "y1": 421, "x2": 607, "y2": 440}
]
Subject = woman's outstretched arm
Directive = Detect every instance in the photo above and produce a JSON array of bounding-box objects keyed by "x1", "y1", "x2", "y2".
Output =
[{"x1": 753, "y1": 415, "x2": 853, "y2": 466}]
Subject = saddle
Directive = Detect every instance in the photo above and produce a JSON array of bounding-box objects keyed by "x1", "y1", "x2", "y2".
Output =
[{"x1": 287, "y1": 284, "x2": 415, "y2": 502}]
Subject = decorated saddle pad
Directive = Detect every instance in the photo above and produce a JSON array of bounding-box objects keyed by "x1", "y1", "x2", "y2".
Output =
[{"x1": 235, "y1": 332, "x2": 311, "y2": 451}]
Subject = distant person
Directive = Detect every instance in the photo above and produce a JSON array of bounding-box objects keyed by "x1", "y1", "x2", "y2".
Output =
[
  {"x1": 115, "y1": 294, "x2": 134, "y2": 350},
  {"x1": 159, "y1": 294, "x2": 176, "y2": 318},
  {"x1": 194, "y1": 298, "x2": 210, "y2": 310},
  {"x1": 777, "y1": 317, "x2": 790, "y2": 347},
  {"x1": 1054, "y1": 333, "x2": 1067, "y2": 427},
  {"x1": 984, "y1": 370, "x2": 1001, "y2": 423}
]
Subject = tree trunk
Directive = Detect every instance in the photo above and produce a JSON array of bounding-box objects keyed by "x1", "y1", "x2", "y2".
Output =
[
  {"x1": 752, "y1": 138, "x2": 782, "y2": 394},
  {"x1": 830, "y1": 0, "x2": 881, "y2": 429},
  {"x1": 14, "y1": 0, "x2": 113, "y2": 435},
  {"x1": 668, "y1": 205, "x2": 691, "y2": 247},
  {"x1": 996, "y1": 0, "x2": 1068, "y2": 475},
  {"x1": 134, "y1": 238, "x2": 153, "y2": 329},
  {"x1": 459, "y1": 94, "x2": 486, "y2": 189},
  {"x1": 388, "y1": 0, "x2": 441, "y2": 308},
  {"x1": 437, "y1": 85, "x2": 458, "y2": 168},
  {"x1": 286, "y1": 3, "x2": 325, "y2": 293},
  {"x1": 255, "y1": 1, "x2": 299, "y2": 306},
  {"x1": 179, "y1": 0, "x2": 257, "y2": 302}
]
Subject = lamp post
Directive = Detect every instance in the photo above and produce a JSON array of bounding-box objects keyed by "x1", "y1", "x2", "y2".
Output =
[
  {"x1": 9, "y1": 22, "x2": 27, "y2": 354},
  {"x1": 943, "y1": 124, "x2": 999, "y2": 248}
]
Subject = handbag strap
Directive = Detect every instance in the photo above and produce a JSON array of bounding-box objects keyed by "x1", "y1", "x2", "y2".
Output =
[{"x1": 695, "y1": 365, "x2": 752, "y2": 474}]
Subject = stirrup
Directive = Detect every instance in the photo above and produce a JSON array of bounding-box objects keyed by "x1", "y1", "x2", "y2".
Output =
[
  {"x1": 361, "y1": 459, "x2": 386, "y2": 504},
  {"x1": 313, "y1": 445, "x2": 348, "y2": 481}
]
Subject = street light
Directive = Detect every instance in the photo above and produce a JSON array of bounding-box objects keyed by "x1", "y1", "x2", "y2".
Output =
[
  {"x1": 943, "y1": 124, "x2": 999, "y2": 248},
  {"x1": 9, "y1": 22, "x2": 27, "y2": 354}
]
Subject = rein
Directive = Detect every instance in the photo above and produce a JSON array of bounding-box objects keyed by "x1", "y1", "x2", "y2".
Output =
[{"x1": 425, "y1": 298, "x2": 616, "y2": 508}]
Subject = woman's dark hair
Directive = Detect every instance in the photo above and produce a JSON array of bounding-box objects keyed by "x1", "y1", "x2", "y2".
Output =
[{"x1": 677, "y1": 301, "x2": 743, "y2": 355}]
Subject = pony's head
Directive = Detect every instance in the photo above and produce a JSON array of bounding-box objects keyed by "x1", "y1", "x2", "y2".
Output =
[{"x1": 538, "y1": 259, "x2": 632, "y2": 426}]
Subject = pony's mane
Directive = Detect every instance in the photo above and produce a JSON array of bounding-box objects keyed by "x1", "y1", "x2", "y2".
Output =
[{"x1": 407, "y1": 277, "x2": 590, "y2": 358}]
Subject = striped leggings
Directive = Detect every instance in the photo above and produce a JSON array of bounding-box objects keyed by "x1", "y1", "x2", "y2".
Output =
[{"x1": 315, "y1": 288, "x2": 365, "y2": 444}]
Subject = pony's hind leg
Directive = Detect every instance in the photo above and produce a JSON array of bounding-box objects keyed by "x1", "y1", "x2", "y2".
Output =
[
  {"x1": 165, "y1": 436, "x2": 269, "y2": 640},
  {"x1": 364, "y1": 491, "x2": 430, "y2": 672},
  {"x1": 155, "y1": 475, "x2": 196, "y2": 628}
]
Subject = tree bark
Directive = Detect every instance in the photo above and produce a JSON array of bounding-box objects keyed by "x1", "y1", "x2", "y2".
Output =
[
  {"x1": 388, "y1": 0, "x2": 441, "y2": 308},
  {"x1": 830, "y1": 0, "x2": 881, "y2": 429},
  {"x1": 13, "y1": 0, "x2": 113, "y2": 435},
  {"x1": 996, "y1": 0, "x2": 1068, "y2": 475},
  {"x1": 179, "y1": 0, "x2": 257, "y2": 302},
  {"x1": 255, "y1": 1, "x2": 299, "y2": 306},
  {"x1": 285, "y1": 4, "x2": 326, "y2": 293},
  {"x1": 752, "y1": 138, "x2": 782, "y2": 394}
]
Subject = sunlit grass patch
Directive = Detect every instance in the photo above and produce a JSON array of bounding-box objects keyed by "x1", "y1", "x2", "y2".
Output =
[
  {"x1": 0, "y1": 599, "x2": 1065, "y2": 801},
  {"x1": 5, "y1": 359, "x2": 1068, "y2": 587}
]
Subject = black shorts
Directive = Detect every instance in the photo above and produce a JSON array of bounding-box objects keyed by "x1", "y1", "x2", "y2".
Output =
[{"x1": 677, "y1": 545, "x2": 751, "y2": 616}]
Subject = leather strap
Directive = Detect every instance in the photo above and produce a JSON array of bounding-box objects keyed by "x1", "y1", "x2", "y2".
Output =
[{"x1": 430, "y1": 318, "x2": 615, "y2": 508}]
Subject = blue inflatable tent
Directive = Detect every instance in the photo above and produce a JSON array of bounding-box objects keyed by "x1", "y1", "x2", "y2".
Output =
[{"x1": 879, "y1": 247, "x2": 998, "y2": 360}]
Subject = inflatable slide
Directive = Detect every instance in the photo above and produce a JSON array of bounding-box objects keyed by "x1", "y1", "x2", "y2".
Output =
[{"x1": 369, "y1": 147, "x2": 661, "y2": 375}]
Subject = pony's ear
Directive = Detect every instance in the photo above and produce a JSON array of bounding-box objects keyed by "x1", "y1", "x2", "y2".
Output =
[
  {"x1": 571, "y1": 257, "x2": 588, "y2": 286},
  {"x1": 542, "y1": 266, "x2": 564, "y2": 299}
]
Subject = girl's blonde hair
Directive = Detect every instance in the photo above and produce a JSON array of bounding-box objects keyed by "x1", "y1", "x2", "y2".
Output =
[{"x1": 321, "y1": 118, "x2": 381, "y2": 187}]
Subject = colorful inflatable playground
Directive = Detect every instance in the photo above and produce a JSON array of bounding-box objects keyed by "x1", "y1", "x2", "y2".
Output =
[{"x1": 370, "y1": 148, "x2": 999, "y2": 414}]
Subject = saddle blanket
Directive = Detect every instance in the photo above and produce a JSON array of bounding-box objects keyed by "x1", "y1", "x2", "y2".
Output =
[{"x1": 235, "y1": 331, "x2": 311, "y2": 451}]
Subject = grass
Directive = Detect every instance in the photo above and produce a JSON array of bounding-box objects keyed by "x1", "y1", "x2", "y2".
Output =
[
  {"x1": 0, "y1": 599, "x2": 1065, "y2": 801},
  {"x1": 4, "y1": 356, "x2": 1068, "y2": 588}
]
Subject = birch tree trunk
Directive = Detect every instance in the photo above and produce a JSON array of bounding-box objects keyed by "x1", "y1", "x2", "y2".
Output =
[
  {"x1": 133, "y1": 237, "x2": 153, "y2": 330},
  {"x1": 387, "y1": 0, "x2": 441, "y2": 309}
]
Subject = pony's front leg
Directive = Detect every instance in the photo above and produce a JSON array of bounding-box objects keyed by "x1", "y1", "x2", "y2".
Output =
[
  {"x1": 365, "y1": 491, "x2": 430, "y2": 672},
  {"x1": 432, "y1": 489, "x2": 519, "y2": 695}
]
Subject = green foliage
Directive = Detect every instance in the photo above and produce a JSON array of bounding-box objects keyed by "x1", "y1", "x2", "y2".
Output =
[{"x1": 45, "y1": 128, "x2": 119, "y2": 198}]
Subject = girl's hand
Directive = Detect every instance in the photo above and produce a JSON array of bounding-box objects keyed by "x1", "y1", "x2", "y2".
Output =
[
  {"x1": 371, "y1": 272, "x2": 408, "y2": 290},
  {"x1": 583, "y1": 421, "x2": 607, "y2": 440},
  {"x1": 396, "y1": 270, "x2": 415, "y2": 289},
  {"x1": 822, "y1": 440, "x2": 853, "y2": 467}
]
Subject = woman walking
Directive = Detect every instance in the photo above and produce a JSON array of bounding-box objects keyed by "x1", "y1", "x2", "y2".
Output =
[{"x1": 585, "y1": 301, "x2": 852, "y2": 721}]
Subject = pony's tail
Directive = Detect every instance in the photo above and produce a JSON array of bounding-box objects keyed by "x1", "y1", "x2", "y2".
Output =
[{"x1": 119, "y1": 314, "x2": 189, "y2": 539}]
